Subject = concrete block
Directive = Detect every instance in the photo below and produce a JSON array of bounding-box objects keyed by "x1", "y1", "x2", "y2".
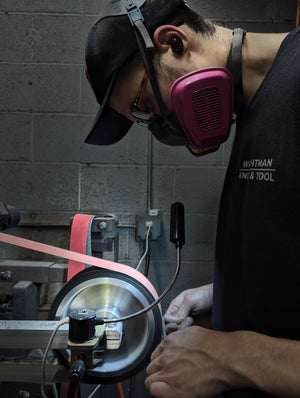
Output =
[
  {"x1": 83, "y1": 131, "x2": 141, "y2": 164},
  {"x1": 0, "y1": 0, "x2": 82, "y2": 13},
  {"x1": 32, "y1": 114, "x2": 90, "y2": 162},
  {"x1": 80, "y1": 165, "x2": 147, "y2": 213},
  {"x1": 152, "y1": 165, "x2": 226, "y2": 214},
  {"x1": 0, "y1": 163, "x2": 79, "y2": 211},
  {"x1": 0, "y1": 113, "x2": 32, "y2": 161},
  {"x1": 174, "y1": 167, "x2": 226, "y2": 214},
  {"x1": 0, "y1": 64, "x2": 80, "y2": 113},
  {"x1": 32, "y1": 114, "x2": 148, "y2": 164},
  {"x1": 124, "y1": 225, "x2": 145, "y2": 263},
  {"x1": 19, "y1": 212, "x2": 71, "y2": 227},
  {"x1": 0, "y1": 14, "x2": 33, "y2": 63},
  {"x1": 193, "y1": 0, "x2": 273, "y2": 21},
  {"x1": 153, "y1": 139, "x2": 223, "y2": 166},
  {"x1": 33, "y1": 114, "x2": 103, "y2": 162},
  {"x1": 81, "y1": 0, "x2": 104, "y2": 15},
  {"x1": 152, "y1": 167, "x2": 176, "y2": 212},
  {"x1": 0, "y1": 13, "x2": 93, "y2": 64},
  {"x1": 128, "y1": 124, "x2": 149, "y2": 164},
  {"x1": 32, "y1": 15, "x2": 94, "y2": 64}
]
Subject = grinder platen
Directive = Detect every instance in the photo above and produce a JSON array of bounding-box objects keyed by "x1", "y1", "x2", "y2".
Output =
[{"x1": 49, "y1": 266, "x2": 163, "y2": 384}]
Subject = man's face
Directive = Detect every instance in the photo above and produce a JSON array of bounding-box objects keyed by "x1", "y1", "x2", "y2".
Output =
[
  {"x1": 109, "y1": 62, "x2": 176, "y2": 124},
  {"x1": 108, "y1": 23, "x2": 219, "y2": 125}
]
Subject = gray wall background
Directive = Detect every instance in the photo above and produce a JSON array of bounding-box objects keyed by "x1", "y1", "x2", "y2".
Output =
[{"x1": 0, "y1": 0, "x2": 298, "y2": 396}]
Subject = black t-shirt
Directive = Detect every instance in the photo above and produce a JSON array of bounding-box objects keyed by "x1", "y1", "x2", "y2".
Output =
[{"x1": 213, "y1": 28, "x2": 300, "y2": 397}]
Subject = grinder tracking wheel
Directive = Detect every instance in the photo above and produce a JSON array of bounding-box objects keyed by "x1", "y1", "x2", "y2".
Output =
[{"x1": 49, "y1": 266, "x2": 163, "y2": 384}]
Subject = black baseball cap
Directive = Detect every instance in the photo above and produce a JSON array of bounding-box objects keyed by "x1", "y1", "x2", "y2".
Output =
[{"x1": 85, "y1": 0, "x2": 185, "y2": 146}]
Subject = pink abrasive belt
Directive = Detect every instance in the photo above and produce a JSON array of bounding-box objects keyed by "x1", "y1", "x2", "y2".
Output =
[{"x1": 0, "y1": 217, "x2": 159, "y2": 300}]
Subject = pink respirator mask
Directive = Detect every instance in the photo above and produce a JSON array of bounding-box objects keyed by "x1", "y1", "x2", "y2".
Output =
[{"x1": 170, "y1": 67, "x2": 234, "y2": 156}]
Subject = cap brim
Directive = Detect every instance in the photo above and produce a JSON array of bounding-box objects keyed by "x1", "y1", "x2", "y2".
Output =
[
  {"x1": 85, "y1": 105, "x2": 133, "y2": 145},
  {"x1": 85, "y1": 69, "x2": 133, "y2": 145}
]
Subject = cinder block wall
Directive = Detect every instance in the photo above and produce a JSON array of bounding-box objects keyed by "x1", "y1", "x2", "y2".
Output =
[
  {"x1": 0, "y1": 0, "x2": 297, "y2": 396},
  {"x1": 0, "y1": 0, "x2": 297, "y2": 303}
]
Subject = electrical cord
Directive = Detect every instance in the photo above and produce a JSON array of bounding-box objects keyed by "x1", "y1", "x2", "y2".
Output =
[
  {"x1": 52, "y1": 382, "x2": 59, "y2": 398},
  {"x1": 128, "y1": 376, "x2": 136, "y2": 398},
  {"x1": 135, "y1": 225, "x2": 151, "y2": 271},
  {"x1": 41, "y1": 317, "x2": 69, "y2": 398},
  {"x1": 101, "y1": 246, "x2": 181, "y2": 324},
  {"x1": 117, "y1": 382, "x2": 125, "y2": 398},
  {"x1": 35, "y1": 349, "x2": 59, "y2": 398},
  {"x1": 87, "y1": 384, "x2": 101, "y2": 398},
  {"x1": 144, "y1": 241, "x2": 150, "y2": 277}
]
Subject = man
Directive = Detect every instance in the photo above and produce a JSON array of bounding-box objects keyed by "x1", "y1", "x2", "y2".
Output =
[{"x1": 84, "y1": 0, "x2": 300, "y2": 396}]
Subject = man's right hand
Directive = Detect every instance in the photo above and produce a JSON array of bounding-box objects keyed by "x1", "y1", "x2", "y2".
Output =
[{"x1": 164, "y1": 283, "x2": 213, "y2": 332}]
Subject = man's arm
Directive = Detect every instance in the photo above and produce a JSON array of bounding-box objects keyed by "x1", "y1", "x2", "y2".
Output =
[{"x1": 145, "y1": 326, "x2": 300, "y2": 398}]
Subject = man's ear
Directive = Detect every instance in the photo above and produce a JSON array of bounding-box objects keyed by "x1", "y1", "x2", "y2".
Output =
[{"x1": 153, "y1": 25, "x2": 190, "y2": 57}]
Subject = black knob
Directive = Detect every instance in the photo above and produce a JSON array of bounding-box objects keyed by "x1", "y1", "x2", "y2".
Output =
[
  {"x1": 69, "y1": 309, "x2": 96, "y2": 343},
  {"x1": 170, "y1": 202, "x2": 185, "y2": 249}
]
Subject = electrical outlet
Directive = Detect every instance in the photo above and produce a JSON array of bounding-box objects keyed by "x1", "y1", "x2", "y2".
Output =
[{"x1": 136, "y1": 215, "x2": 162, "y2": 241}]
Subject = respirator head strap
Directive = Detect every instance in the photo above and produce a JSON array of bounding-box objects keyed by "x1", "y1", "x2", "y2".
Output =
[
  {"x1": 134, "y1": 28, "x2": 180, "y2": 137},
  {"x1": 226, "y1": 28, "x2": 247, "y2": 96},
  {"x1": 133, "y1": 28, "x2": 187, "y2": 139},
  {"x1": 122, "y1": 0, "x2": 171, "y2": 126}
]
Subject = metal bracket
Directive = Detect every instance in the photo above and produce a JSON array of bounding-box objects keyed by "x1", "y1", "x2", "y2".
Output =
[
  {"x1": 0, "y1": 319, "x2": 122, "y2": 382},
  {"x1": 91, "y1": 215, "x2": 119, "y2": 261}
]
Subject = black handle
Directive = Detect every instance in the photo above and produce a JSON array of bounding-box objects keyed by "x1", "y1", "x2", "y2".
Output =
[
  {"x1": 0, "y1": 203, "x2": 20, "y2": 230},
  {"x1": 170, "y1": 202, "x2": 185, "y2": 249}
]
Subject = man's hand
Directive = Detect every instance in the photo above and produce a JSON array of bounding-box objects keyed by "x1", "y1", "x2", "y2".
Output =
[
  {"x1": 146, "y1": 326, "x2": 300, "y2": 398},
  {"x1": 164, "y1": 284, "x2": 213, "y2": 332},
  {"x1": 145, "y1": 326, "x2": 240, "y2": 398}
]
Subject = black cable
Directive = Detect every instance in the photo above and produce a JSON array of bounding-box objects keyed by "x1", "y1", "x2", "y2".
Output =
[
  {"x1": 128, "y1": 376, "x2": 136, "y2": 398},
  {"x1": 144, "y1": 239, "x2": 150, "y2": 277},
  {"x1": 67, "y1": 359, "x2": 85, "y2": 398}
]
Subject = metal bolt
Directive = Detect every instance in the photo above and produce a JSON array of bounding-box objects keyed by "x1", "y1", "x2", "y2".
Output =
[
  {"x1": 0, "y1": 303, "x2": 9, "y2": 313},
  {"x1": 98, "y1": 221, "x2": 108, "y2": 231},
  {"x1": 0, "y1": 271, "x2": 12, "y2": 281}
]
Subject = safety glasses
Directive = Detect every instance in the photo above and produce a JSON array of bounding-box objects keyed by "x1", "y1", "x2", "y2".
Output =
[{"x1": 130, "y1": 70, "x2": 158, "y2": 126}]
